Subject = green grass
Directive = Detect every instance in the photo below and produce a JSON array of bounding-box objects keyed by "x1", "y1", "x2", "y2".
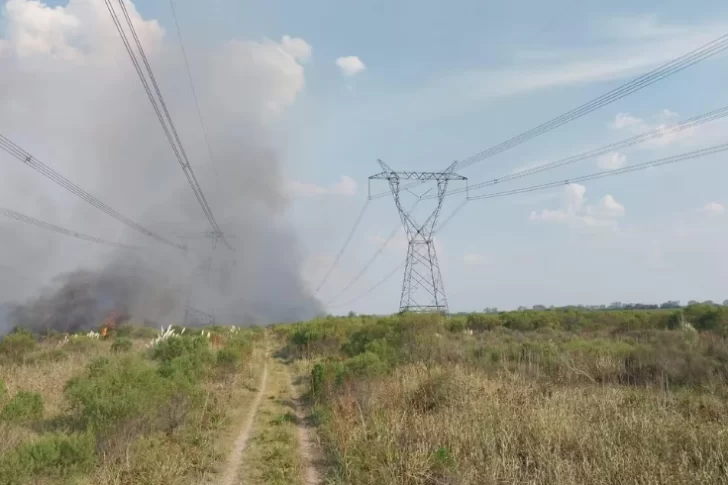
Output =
[
  {"x1": 276, "y1": 309, "x2": 728, "y2": 485},
  {"x1": 241, "y1": 356, "x2": 303, "y2": 485},
  {"x1": 0, "y1": 324, "x2": 265, "y2": 485}
]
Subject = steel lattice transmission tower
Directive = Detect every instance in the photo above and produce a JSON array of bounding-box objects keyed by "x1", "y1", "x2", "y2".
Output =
[{"x1": 369, "y1": 160, "x2": 467, "y2": 313}]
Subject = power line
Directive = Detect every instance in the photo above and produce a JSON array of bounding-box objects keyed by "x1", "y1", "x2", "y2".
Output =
[
  {"x1": 433, "y1": 104, "x2": 728, "y2": 199},
  {"x1": 372, "y1": 29, "x2": 728, "y2": 202},
  {"x1": 434, "y1": 198, "x2": 469, "y2": 232},
  {"x1": 168, "y1": 0, "x2": 222, "y2": 190},
  {"x1": 469, "y1": 142, "x2": 728, "y2": 201},
  {"x1": 330, "y1": 260, "x2": 406, "y2": 309},
  {"x1": 455, "y1": 31, "x2": 728, "y2": 171},
  {"x1": 1, "y1": 208, "x2": 140, "y2": 250},
  {"x1": 315, "y1": 199, "x2": 370, "y2": 294},
  {"x1": 105, "y1": 0, "x2": 231, "y2": 251},
  {"x1": 326, "y1": 199, "x2": 420, "y2": 305},
  {"x1": 0, "y1": 133, "x2": 186, "y2": 251},
  {"x1": 336, "y1": 142, "x2": 725, "y2": 309}
]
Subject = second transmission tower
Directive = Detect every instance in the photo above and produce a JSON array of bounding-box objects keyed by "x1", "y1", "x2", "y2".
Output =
[{"x1": 369, "y1": 160, "x2": 467, "y2": 313}]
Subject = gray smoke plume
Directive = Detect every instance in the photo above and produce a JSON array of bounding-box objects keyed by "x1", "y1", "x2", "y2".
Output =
[{"x1": 0, "y1": 0, "x2": 323, "y2": 334}]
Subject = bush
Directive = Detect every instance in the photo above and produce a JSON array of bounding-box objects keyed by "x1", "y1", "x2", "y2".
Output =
[
  {"x1": 0, "y1": 380, "x2": 6, "y2": 404},
  {"x1": 111, "y1": 337, "x2": 133, "y2": 353},
  {"x1": 215, "y1": 347, "x2": 241, "y2": 372},
  {"x1": 0, "y1": 431, "x2": 95, "y2": 484},
  {"x1": 0, "y1": 330, "x2": 36, "y2": 363},
  {"x1": 150, "y1": 335, "x2": 211, "y2": 364},
  {"x1": 64, "y1": 355, "x2": 202, "y2": 452},
  {"x1": 0, "y1": 391, "x2": 44, "y2": 424},
  {"x1": 24, "y1": 349, "x2": 68, "y2": 365},
  {"x1": 63, "y1": 336, "x2": 98, "y2": 354}
]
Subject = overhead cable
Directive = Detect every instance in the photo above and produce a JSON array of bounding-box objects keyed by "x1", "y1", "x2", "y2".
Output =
[
  {"x1": 168, "y1": 0, "x2": 222, "y2": 190},
  {"x1": 315, "y1": 199, "x2": 370, "y2": 294},
  {"x1": 371, "y1": 31, "x2": 728, "y2": 200},
  {"x1": 336, "y1": 142, "x2": 726, "y2": 309},
  {"x1": 330, "y1": 260, "x2": 406, "y2": 309},
  {"x1": 1, "y1": 208, "x2": 140, "y2": 250},
  {"x1": 469, "y1": 142, "x2": 728, "y2": 200},
  {"x1": 0, "y1": 133, "x2": 185, "y2": 251},
  {"x1": 326, "y1": 199, "x2": 420, "y2": 305},
  {"x1": 455, "y1": 31, "x2": 728, "y2": 171},
  {"x1": 434, "y1": 104, "x2": 728, "y2": 199},
  {"x1": 105, "y1": 0, "x2": 231, "y2": 250}
]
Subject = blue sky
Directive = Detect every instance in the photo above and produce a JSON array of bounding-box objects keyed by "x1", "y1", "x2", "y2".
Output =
[{"x1": 2, "y1": 0, "x2": 728, "y2": 316}]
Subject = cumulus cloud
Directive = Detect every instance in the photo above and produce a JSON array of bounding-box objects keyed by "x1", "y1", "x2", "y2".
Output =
[
  {"x1": 699, "y1": 202, "x2": 725, "y2": 215},
  {"x1": 609, "y1": 109, "x2": 698, "y2": 148},
  {"x1": 287, "y1": 176, "x2": 357, "y2": 197},
  {"x1": 336, "y1": 55, "x2": 366, "y2": 76},
  {"x1": 530, "y1": 184, "x2": 625, "y2": 230},
  {"x1": 597, "y1": 152, "x2": 627, "y2": 170},
  {"x1": 281, "y1": 34, "x2": 312, "y2": 62},
  {"x1": 0, "y1": 0, "x2": 322, "y2": 330}
]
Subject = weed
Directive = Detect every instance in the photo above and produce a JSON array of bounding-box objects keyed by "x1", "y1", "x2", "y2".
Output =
[
  {"x1": 0, "y1": 391, "x2": 44, "y2": 424},
  {"x1": 111, "y1": 337, "x2": 133, "y2": 353},
  {"x1": 0, "y1": 330, "x2": 36, "y2": 364}
]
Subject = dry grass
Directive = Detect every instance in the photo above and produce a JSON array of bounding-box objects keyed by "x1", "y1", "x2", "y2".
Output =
[
  {"x1": 240, "y1": 355, "x2": 303, "y2": 485},
  {"x1": 317, "y1": 363, "x2": 728, "y2": 485},
  {"x1": 0, "y1": 329, "x2": 270, "y2": 485},
  {"x1": 0, "y1": 340, "x2": 106, "y2": 417}
]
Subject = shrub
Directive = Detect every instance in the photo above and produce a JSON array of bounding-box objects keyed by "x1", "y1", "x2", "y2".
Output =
[
  {"x1": 466, "y1": 313, "x2": 501, "y2": 331},
  {"x1": 0, "y1": 380, "x2": 6, "y2": 404},
  {"x1": 0, "y1": 391, "x2": 44, "y2": 424},
  {"x1": 64, "y1": 355, "x2": 202, "y2": 454},
  {"x1": 0, "y1": 431, "x2": 95, "y2": 484},
  {"x1": 24, "y1": 349, "x2": 68, "y2": 365},
  {"x1": 150, "y1": 335, "x2": 210, "y2": 364},
  {"x1": 63, "y1": 336, "x2": 98, "y2": 354},
  {"x1": 0, "y1": 330, "x2": 36, "y2": 363},
  {"x1": 215, "y1": 347, "x2": 241, "y2": 372},
  {"x1": 111, "y1": 337, "x2": 133, "y2": 353}
]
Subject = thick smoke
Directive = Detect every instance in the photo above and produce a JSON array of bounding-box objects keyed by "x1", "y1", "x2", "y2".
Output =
[{"x1": 0, "y1": 0, "x2": 323, "y2": 334}]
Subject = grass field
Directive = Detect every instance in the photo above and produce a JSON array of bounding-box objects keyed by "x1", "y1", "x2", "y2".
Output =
[
  {"x1": 2, "y1": 304, "x2": 728, "y2": 484},
  {"x1": 0, "y1": 324, "x2": 265, "y2": 485},
  {"x1": 274, "y1": 305, "x2": 728, "y2": 485}
]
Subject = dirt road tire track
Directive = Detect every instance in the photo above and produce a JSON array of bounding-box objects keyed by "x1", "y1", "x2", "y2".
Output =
[
  {"x1": 218, "y1": 356, "x2": 269, "y2": 485},
  {"x1": 288, "y1": 370, "x2": 323, "y2": 485}
]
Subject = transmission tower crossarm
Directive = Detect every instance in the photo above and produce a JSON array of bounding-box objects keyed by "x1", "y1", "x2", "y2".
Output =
[{"x1": 369, "y1": 160, "x2": 467, "y2": 314}]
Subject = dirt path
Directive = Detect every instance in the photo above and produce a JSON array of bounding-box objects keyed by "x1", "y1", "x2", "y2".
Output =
[
  {"x1": 288, "y1": 370, "x2": 323, "y2": 485},
  {"x1": 218, "y1": 355, "x2": 269, "y2": 485}
]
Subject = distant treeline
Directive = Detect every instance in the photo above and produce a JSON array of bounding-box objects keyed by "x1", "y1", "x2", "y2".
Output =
[
  {"x1": 341, "y1": 303, "x2": 728, "y2": 335},
  {"x1": 469, "y1": 300, "x2": 727, "y2": 314}
]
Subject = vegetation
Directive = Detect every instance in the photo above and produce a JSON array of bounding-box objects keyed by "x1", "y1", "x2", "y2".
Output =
[
  {"x1": 0, "y1": 323, "x2": 264, "y2": 485},
  {"x1": 241, "y1": 356, "x2": 303, "y2": 485},
  {"x1": 4, "y1": 303, "x2": 728, "y2": 484},
  {"x1": 275, "y1": 305, "x2": 728, "y2": 485}
]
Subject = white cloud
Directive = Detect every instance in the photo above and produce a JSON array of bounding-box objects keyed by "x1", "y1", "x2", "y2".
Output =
[
  {"x1": 530, "y1": 184, "x2": 625, "y2": 230},
  {"x1": 281, "y1": 35, "x2": 311, "y2": 62},
  {"x1": 699, "y1": 202, "x2": 725, "y2": 215},
  {"x1": 393, "y1": 17, "x2": 728, "y2": 121},
  {"x1": 287, "y1": 176, "x2": 357, "y2": 197},
  {"x1": 611, "y1": 113, "x2": 645, "y2": 130},
  {"x1": 336, "y1": 55, "x2": 366, "y2": 76},
  {"x1": 588, "y1": 195, "x2": 626, "y2": 218},
  {"x1": 463, "y1": 253, "x2": 488, "y2": 266},
  {"x1": 597, "y1": 152, "x2": 627, "y2": 170},
  {"x1": 609, "y1": 109, "x2": 700, "y2": 148}
]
